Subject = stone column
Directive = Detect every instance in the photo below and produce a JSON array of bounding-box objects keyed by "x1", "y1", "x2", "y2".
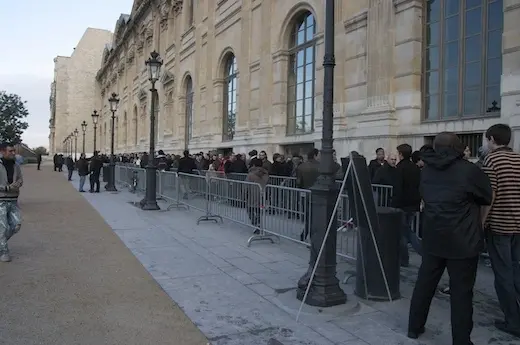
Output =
[
  {"x1": 366, "y1": 0, "x2": 395, "y2": 110},
  {"x1": 271, "y1": 50, "x2": 289, "y2": 133},
  {"x1": 212, "y1": 79, "x2": 224, "y2": 138}
]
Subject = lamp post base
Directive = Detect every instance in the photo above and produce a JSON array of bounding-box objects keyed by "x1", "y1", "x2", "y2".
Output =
[
  {"x1": 105, "y1": 163, "x2": 117, "y2": 192},
  {"x1": 296, "y1": 282, "x2": 347, "y2": 307},
  {"x1": 296, "y1": 175, "x2": 347, "y2": 308},
  {"x1": 105, "y1": 184, "x2": 118, "y2": 192},
  {"x1": 139, "y1": 198, "x2": 160, "y2": 210}
]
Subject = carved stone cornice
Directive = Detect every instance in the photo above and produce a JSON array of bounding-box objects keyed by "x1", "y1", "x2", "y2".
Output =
[
  {"x1": 118, "y1": 63, "x2": 125, "y2": 75},
  {"x1": 344, "y1": 10, "x2": 368, "y2": 34},
  {"x1": 96, "y1": 0, "x2": 153, "y2": 80},
  {"x1": 138, "y1": 88, "x2": 147, "y2": 102},
  {"x1": 172, "y1": 0, "x2": 183, "y2": 15},
  {"x1": 127, "y1": 48, "x2": 135, "y2": 63},
  {"x1": 111, "y1": 72, "x2": 117, "y2": 83},
  {"x1": 160, "y1": 0, "x2": 171, "y2": 31},
  {"x1": 160, "y1": 70, "x2": 174, "y2": 86},
  {"x1": 101, "y1": 88, "x2": 106, "y2": 97}
]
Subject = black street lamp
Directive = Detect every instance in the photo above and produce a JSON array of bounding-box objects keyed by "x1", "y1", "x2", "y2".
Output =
[
  {"x1": 296, "y1": 0, "x2": 346, "y2": 307},
  {"x1": 81, "y1": 121, "x2": 87, "y2": 154},
  {"x1": 73, "y1": 128, "x2": 78, "y2": 161},
  {"x1": 106, "y1": 93, "x2": 120, "y2": 192},
  {"x1": 140, "y1": 51, "x2": 162, "y2": 210},
  {"x1": 91, "y1": 110, "x2": 99, "y2": 154}
]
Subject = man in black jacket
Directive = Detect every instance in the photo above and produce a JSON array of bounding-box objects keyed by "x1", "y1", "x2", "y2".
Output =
[
  {"x1": 407, "y1": 132, "x2": 492, "y2": 345},
  {"x1": 393, "y1": 143, "x2": 422, "y2": 267}
]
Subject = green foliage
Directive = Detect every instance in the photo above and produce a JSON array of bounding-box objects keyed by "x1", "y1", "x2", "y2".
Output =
[
  {"x1": 0, "y1": 91, "x2": 29, "y2": 144},
  {"x1": 33, "y1": 146, "x2": 48, "y2": 155}
]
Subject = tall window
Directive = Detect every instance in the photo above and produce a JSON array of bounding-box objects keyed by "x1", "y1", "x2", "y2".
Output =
[
  {"x1": 423, "y1": 0, "x2": 503, "y2": 120},
  {"x1": 185, "y1": 76, "x2": 194, "y2": 147},
  {"x1": 223, "y1": 54, "x2": 237, "y2": 141},
  {"x1": 287, "y1": 12, "x2": 316, "y2": 135}
]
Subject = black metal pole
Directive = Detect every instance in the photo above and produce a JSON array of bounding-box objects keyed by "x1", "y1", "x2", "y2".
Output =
[
  {"x1": 74, "y1": 136, "x2": 77, "y2": 161},
  {"x1": 82, "y1": 132, "x2": 86, "y2": 154},
  {"x1": 93, "y1": 124, "x2": 97, "y2": 153},
  {"x1": 140, "y1": 82, "x2": 160, "y2": 210},
  {"x1": 296, "y1": 0, "x2": 346, "y2": 307},
  {"x1": 106, "y1": 111, "x2": 117, "y2": 191}
]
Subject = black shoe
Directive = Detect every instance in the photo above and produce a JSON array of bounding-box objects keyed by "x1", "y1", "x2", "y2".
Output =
[
  {"x1": 407, "y1": 326, "x2": 425, "y2": 339},
  {"x1": 495, "y1": 320, "x2": 520, "y2": 338}
]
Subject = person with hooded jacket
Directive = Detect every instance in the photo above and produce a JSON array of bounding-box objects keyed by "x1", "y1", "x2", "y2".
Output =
[
  {"x1": 407, "y1": 132, "x2": 492, "y2": 345},
  {"x1": 245, "y1": 159, "x2": 269, "y2": 235}
]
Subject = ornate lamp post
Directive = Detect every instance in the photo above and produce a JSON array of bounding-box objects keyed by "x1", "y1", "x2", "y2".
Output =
[
  {"x1": 91, "y1": 110, "x2": 99, "y2": 154},
  {"x1": 106, "y1": 93, "x2": 120, "y2": 192},
  {"x1": 140, "y1": 51, "x2": 162, "y2": 210},
  {"x1": 81, "y1": 121, "x2": 87, "y2": 154},
  {"x1": 70, "y1": 132, "x2": 74, "y2": 157},
  {"x1": 73, "y1": 128, "x2": 78, "y2": 161},
  {"x1": 296, "y1": 0, "x2": 346, "y2": 307}
]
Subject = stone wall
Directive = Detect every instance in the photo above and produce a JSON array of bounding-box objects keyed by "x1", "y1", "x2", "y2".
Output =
[
  {"x1": 49, "y1": 28, "x2": 112, "y2": 156},
  {"x1": 89, "y1": 0, "x2": 520, "y2": 159}
]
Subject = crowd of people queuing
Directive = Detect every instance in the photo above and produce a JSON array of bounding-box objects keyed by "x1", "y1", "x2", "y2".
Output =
[
  {"x1": 366, "y1": 124, "x2": 520, "y2": 344},
  {"x1": 50, "y1": 123, "x2": 520, "y2": 344}
]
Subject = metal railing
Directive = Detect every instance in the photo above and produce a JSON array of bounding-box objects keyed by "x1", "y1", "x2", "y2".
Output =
[{"x1": 115, "y1": 165, "x2": 419, "y2": 263}]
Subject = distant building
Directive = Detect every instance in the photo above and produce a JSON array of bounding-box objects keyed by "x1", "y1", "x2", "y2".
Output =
[{"x1": 49, "y1": 28, "x2": 112, "y2": 155}]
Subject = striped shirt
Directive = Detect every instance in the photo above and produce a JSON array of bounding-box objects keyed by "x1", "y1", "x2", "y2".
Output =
[{"x1": 482, "y1": 147, "x2": 520, "y2": 234}]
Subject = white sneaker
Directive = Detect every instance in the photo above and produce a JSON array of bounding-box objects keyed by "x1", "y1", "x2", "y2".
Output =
[{"x1": 0, "y1": 254, "x2": 11, "y2": 262}]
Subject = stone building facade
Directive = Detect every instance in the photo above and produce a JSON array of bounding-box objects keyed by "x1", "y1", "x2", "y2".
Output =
[
  {"x1": 49, "y1": 28, "x2": 113, "y2": 156},
  {"x1": 92, "y1": 0, "x2": 520, "y2": 159}
]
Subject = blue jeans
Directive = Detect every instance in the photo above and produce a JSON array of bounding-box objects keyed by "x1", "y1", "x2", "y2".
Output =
[
  {"x1": 79, "y1": 175, "x2": 87, "y2": 191},
  {"x1": 487, "y1": 232, "x2": 520, "y2": 328},
  {"x1": 400, "y1": 211, "x2": 422, "y2": 265},
  {"x1": 0, "y1": 200, "x2": 21, "y2": 255}
]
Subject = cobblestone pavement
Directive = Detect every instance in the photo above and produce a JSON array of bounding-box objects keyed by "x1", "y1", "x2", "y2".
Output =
[
  {"x1": 0, "y1": 166, "x2": 208, "y2": 345},
  {"x1": 68, "y1": 173, "x2": 519, "y2": 345}
]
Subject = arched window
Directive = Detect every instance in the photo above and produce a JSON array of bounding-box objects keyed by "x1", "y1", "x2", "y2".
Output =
[
  {"x1": 423, "y1": 0, "x2": 503, "y2": 120},
  {"x1": 287, "y1": 12, "x2": 316, "y2": 135},
  {"x1": 223, "y1": 54, "x2": 237, "y2": 141},
  {"x1": 185, "y1": 76, "x2": 194, "y2": 148}
]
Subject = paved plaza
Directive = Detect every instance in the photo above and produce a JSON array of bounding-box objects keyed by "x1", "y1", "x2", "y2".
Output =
[
  {"x1": 0, "y1": 166, "x2": 208, "y2": 345},
  {"x1": 2, "y1": 166, "x2": 518, "y2": 345}
]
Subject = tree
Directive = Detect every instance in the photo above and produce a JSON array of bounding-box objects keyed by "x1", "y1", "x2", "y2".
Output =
[
  {"x1": 33, "y1": 146, "x2": 48, "y2": 155},
  {"x1": 0, "y1": 91, "x2": 29, "y2": 144}
]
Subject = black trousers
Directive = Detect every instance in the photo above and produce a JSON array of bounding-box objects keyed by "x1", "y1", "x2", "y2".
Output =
[
  {"x1": 37, "y1": 161, "x2": 41, "y2": 170},
  {"x1": 409, "y1": 253, "x2": 478, "y2": 345},
  {"x1": 89, "y1": 173, "x2": 100, "y2": 192}
]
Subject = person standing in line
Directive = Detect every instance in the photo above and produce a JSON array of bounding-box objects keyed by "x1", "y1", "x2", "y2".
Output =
[
  {"x1": 89, "y1": 151, "x2": 102, "y2": 193},
  {"x1": 407, "y1": 132, "x2": 492, "y2": 344},
  {"x1": 368, "y1": 148, "x2": 386, "y2": 181},
  {"x1": 0, "y1": 143, "x2": 23, "y2": 263},
  {"x1": 481, "y1": 124, "x2": 520, "y2": 338},
  {"x1": 75, "y1": 153, "x2": 89, "y2": 192},
  {"x1": 393, "y1": 143, "x2": 422, "y2": 267}
]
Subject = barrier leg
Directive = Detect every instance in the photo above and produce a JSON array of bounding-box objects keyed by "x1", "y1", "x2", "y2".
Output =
[{"x1": 196, "y1": 182, "x2": 222, "y2": 224}]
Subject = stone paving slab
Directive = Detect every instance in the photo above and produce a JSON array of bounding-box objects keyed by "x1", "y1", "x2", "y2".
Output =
[
  {"x1": 0, "y1": 167, "x2": 209, "y2": 345},
  {"x1": 74, "y1": 177, "x2": 518, "y2": 345}
]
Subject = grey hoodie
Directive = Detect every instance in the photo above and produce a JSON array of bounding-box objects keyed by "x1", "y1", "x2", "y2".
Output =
[{"x1": 0, "y1": 159, "x2": 23, "y2": 199}]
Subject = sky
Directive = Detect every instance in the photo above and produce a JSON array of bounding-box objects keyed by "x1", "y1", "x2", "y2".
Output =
[{"x1": 0, "y1": 0, "x2": 134, "y2": 149}]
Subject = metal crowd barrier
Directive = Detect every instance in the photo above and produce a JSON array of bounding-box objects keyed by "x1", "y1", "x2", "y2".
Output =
[{"x1": 114, "y1": 167, "x2": 414, "y2": 262}]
